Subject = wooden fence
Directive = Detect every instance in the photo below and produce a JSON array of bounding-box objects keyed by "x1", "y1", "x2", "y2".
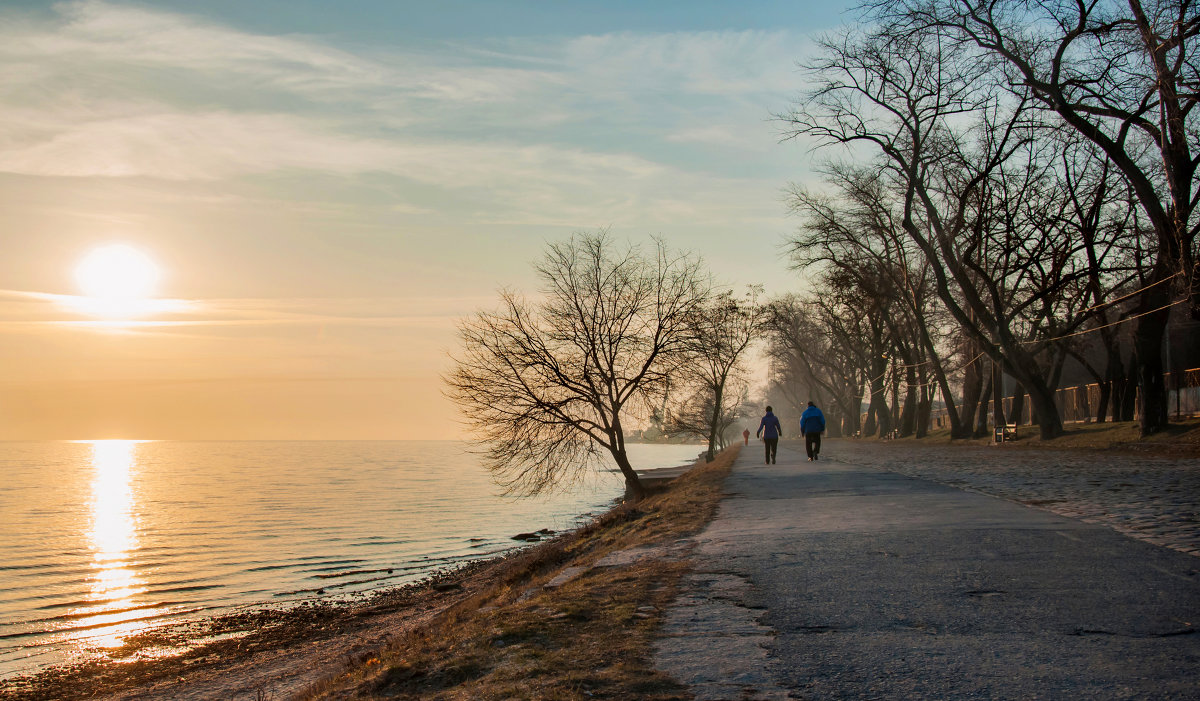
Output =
[{"x1": 929, "y1": 367, "x2": 1200, "y2": 430}]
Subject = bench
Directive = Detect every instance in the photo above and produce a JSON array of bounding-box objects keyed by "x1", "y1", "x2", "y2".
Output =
[{"x1": 994, "y1": 423, "x2": 1018, "y2": 443}]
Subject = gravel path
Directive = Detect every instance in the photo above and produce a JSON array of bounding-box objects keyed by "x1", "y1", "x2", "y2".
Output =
[{"x1": 835, "y1": 440, "x2": 1200, "y2": 557}]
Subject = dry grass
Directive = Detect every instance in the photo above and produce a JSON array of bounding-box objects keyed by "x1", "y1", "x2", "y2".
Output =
[
  {"x1": 886, "y1": 417, "x2": 1200, "y2": 454},
  {"x1": 304, "y1": 445, "x2": 739, "y2": 700}
]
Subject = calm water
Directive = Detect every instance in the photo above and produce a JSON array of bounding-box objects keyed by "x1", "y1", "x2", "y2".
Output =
[{"x1": 0, "y1": 440, "x2": 700, "y2": 678}]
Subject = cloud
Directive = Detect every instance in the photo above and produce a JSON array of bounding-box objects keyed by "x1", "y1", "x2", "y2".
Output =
[
  {"x1": 0, "y1": 1, "x2": 556, "y2": 106},
  {"x1": 558, "y1": 30, "x2": 808, "y2": 97},
  {"x1": 0, "y1": 1, "x2": 810, "y2": 226},
  {"x1": 4, "y1": 1, "x2": 386, "y2": 97},
  {"x1": 0, "y1": 288, "x2": 494, "y2": 331}
]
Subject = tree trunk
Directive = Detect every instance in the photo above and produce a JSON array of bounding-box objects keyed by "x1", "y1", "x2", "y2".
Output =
[
  {"x1": 613, "y1": 448, "x2": 645, "y2": 501},
  {"x1": 1000, "y1": 350, "x2": 1063, "y2": 438},
  {"x1": 1027, "y1": 384, "x2": 1063, "y2": 439},
  {"x1": 974, "y1": 370, "x2": 992, "y2": 438},
  {"x1": 916, "y1": 381, "x2": 933, "y2": 438},
  {"x1": 899, "y1": 364, "x2": 918, "y2": 437},
  {"x1": 991, "y1": 359, "x2": 1006, "y2": 431},
  {"x1": 1011, "y1": 385, "x2": 1026, "y2": 426},
  {"x1": 1134, "y1": 305, "x2": 1171, "y2": 435},
  {"x1": 1096, "y1": 378, "x2": 1112, "y2": 423},
  {"x1": 826, "y1": 404, "x2": 843, "y2": 438},
  {"x1": 864, "y1": 356, "x2": 890, "y2": 437},
  {"x1": 705, "y1": 385, "x2": 723, "y2": 463},
  {"x1": 1097, "y1": 342, "x2": 1124, "y2": 422},
  {"x1": 609, "y1": 417, "x2": 644, "y2": 500},
  {"x1": 835, "y1": 383, "x2": 860, "y2": 437},
  {"x1": 913, "y1": 323, "x2": 966, "y2": 438},
  {"x1": 960, "y1": 351, "x2": 984, "y2": 434},
  {"x1": 891, "y1": 371, "x2": 901, "y2": 432},
  {"x1": 1118, "y1": 353, "x2": 1139, "y2": 422}
]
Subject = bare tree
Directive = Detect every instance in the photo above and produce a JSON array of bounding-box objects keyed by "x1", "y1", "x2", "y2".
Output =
[
  {"x1": 888, "y1": 0, "x2": 1200, "y2": 434},
  {"x1": 765, "y1": 295, "x2": 868, "y2": 437},
  {"x1": 1048, "y1": 136, "x2": 1146, "y2": 421},
  {"x1": 664, "y1": 379, "x2": 751, "y2": 454},
  {"x1": 782, "y1": 25, "x2": 1108, "y2": 438},
  {"x1": 787, "y1": 166, "x2": 964, "y2": 437},
  {"x1": 667, "y1": 289, "x2": 760, "y2": 461},
  {"x1": 445, "y1": 231, "x2": 709, "y2": 500}
]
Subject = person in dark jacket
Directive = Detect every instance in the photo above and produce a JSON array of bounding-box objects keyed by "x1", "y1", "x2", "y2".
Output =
[
  {"x1": 800, "y1": 401, "x2": 826, "y2": 461},
  {"x1": 756, "y1": 406, "x2": 782, "y2": 464}
]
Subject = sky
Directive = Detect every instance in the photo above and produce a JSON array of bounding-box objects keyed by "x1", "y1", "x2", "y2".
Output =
[{"x1": 0, "y1": 0, "x2": 854, "y2": 440}]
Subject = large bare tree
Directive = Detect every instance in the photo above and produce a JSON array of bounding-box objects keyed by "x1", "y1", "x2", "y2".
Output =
[
  {"x1": 784, "y1": 27, "x2": 1078, "y2": 438},
  {"x1": 445, "y1": 232, "x2": 709, "y2": 500},
  {"x1": 887, "y1": 0, "x2": 1200, "y2": 434},
  {"x1": 787, "y1": 166, "x2": 965, "y2": 437}
]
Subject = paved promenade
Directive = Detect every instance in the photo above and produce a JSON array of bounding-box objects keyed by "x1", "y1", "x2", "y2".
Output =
[{"x1": 654, "y1": 440, "x2": 1200, "y2": 700}]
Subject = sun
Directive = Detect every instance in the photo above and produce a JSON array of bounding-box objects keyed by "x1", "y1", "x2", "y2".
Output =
[
  {"x1": 75, "y1": 244, "x2": 160, "y2": 301},
  {"x1": 69, "y1": 244, "x2": 173, "y2": 321}
]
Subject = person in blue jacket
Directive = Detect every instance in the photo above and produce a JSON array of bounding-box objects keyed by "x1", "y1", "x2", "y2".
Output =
[
  {"x1": 800, "y1": 401, "x2": 826, "y2": 461},
  {"x1": 756, "y1": 405, "x2": 783, "y2": 464}
]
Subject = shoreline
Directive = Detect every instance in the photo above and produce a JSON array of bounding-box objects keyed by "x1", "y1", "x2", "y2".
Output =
[
  {"x1": 0, "y1": 551, "x2": 500, "y2": 700},
  {"x1": 0, "y1": 458, "x2": 704, "y2": 701}
]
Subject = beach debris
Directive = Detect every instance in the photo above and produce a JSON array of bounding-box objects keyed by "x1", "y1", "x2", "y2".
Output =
[
  {"x1": 512, "y1": 528, "x2": 556, "y2": 542},
  {"x1": 432, "y1": 581, "x2": 462, "y2": 592}
]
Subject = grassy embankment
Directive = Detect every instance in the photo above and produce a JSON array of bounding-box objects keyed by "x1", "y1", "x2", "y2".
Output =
[
  {"x1": 302, "y1": 444, "x2": 739, "y2": 700},
  {"x1": 886, "y1": 416, "x2": 1200, "y2": 454}
]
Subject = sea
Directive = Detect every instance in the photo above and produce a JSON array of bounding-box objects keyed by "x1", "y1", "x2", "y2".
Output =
[{"x1": 0, "y1": 440, "x2": 702, "y2": 679}]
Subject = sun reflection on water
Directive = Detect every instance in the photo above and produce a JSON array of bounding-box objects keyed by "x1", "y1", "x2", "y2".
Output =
[{"x1": 80, "y1": 440, "x2": 150, "y2": 648}]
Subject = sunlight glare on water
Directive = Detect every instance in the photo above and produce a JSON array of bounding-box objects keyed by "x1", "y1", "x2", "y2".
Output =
[{"x1": 82, "y1": 440, "x2": 153, "y2": 648}]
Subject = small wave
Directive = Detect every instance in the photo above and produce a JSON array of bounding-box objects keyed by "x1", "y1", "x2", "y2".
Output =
[
  {"x1": 150, "y1": 584, "x2": 223, "y2": 595},
  {"x1": 0, "y1": 606, "x2": 205, "y2": 642},
  {"x1": 310, "y1": 568, "x2": 395, "y2": 580},
  {"x1": 243, "y1": 562, "x2": 297, "y2": 573},
  {"x1": 17, "y1": 601, "x2": 187, "y2": 625},
  {"x1": 294, "y1": 559, "x2": 370, "y2": 572}
]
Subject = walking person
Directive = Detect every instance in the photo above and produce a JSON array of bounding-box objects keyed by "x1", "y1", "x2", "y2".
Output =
[
  {"x1": 800, "y1": 401, "x2": 826, "y2": 461},
  {"x1": 742, "y1": 428, "x2": 750, "y2": 446},
  {"x1": 756, "y1": 406, "x2": 782, "y2": 464}
]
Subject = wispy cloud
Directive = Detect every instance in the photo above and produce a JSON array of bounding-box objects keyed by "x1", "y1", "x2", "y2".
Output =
[
  {"x1": 0, "y1": 1, "x2": 809, "y2": 227},
  {"x1": 0, "y1": 288, "x2": 494, "y2": 331},
  {"x1": 4, "y1": 1, "x2": 391, "y2": 97},
  {"x1": 558, "y1": 30, "x2": 807, "y2": 97}
]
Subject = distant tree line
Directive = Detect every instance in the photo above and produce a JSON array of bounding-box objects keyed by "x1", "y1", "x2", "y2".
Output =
[{"x1": 769, "y1": 0, "x2": 1198, "y2": 440}]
